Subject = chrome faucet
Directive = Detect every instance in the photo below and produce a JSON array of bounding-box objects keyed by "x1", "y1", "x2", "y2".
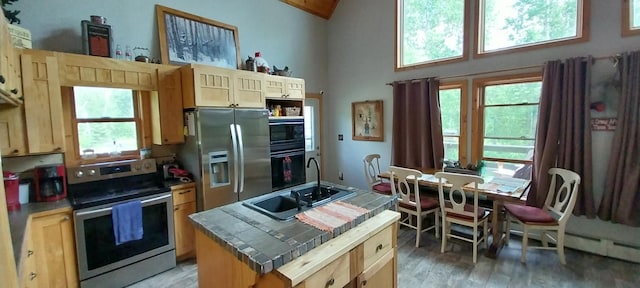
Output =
[{"x1": 306, "y1": 157, "x2": 321, "y2": 201}]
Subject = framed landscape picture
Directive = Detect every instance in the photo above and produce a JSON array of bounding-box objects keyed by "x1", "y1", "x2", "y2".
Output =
[
  {"x1": 352, "y1": 100, "x2": 384, "y2": 141},
  {"x1": 156, "y1": 5, "x2": 241, "y2": 68}
]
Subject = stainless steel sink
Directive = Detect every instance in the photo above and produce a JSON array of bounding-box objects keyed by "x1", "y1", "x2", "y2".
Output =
[{"x1": 243, "y1": 184, "x2": 356, "y2": 221}]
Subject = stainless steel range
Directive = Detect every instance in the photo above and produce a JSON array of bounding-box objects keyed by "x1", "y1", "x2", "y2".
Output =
[{"x1": 67, "y1": 159, "x2": 176, "y2": 288}]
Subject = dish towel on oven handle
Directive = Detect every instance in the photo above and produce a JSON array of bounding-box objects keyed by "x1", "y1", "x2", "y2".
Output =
[{"x1": 112, "y1": 200, "x2": 144, "y2": 245}]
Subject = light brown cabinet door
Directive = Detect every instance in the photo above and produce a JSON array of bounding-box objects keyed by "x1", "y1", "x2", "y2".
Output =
[
  {"x1": 192, "y1": 66, "x2": 234, "y2": 107},
  {"x1": 285, "y1": 78, "x2": 305, "y2": 99},
  {"x1": 174, "y1": 201, "x2": 196, "y2": 258},
  {"x1": 0, "y1": 105, "x2": 25, "y2": 156},
  {"x1": 31, "y1": 211, "x2": 78, "y2": 288},
  {"x1": 356, "y1": 250, "x2": 395, "y2": 288},
  {"x1": 152, "y1": 68, "x2": 184, "y2": 145},
  {"x1": 21, "y1": 50, "x2": 64, "y2": 154},
  {"x1": 264, "y1": 75, "x2": 305, "y2": 100},
  {"x1": 234, "y1": 70, "x2": 265, "y2": 108}
]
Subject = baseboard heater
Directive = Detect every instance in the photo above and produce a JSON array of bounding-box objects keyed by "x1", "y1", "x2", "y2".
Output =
[{"x1": 508, "y1": 230, "x2": 640, "y2": 264}]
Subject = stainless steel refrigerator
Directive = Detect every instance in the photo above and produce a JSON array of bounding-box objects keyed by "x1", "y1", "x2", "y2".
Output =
[{"x1": 178, "y1": 108, "x2": 272, "y2": 211}]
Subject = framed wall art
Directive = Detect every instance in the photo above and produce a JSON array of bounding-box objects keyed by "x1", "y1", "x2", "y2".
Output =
[
  {"x1": 352, "y1": 100, "x2": 384, "y2": 141},
  {"x1": 156, "y1": 5, "x2": 241, "y2": 68}
]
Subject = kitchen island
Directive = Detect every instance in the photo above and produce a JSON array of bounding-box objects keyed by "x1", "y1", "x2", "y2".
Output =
[{"x1": 189, "y1": 181, "x2": 399, "y2": 288}]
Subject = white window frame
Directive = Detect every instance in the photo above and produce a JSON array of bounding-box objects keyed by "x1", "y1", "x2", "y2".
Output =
[{"x1": 623, "y1": 0, "x2": 640, "y2": 36}]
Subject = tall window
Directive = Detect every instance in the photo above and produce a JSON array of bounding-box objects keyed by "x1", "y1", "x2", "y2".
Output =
[
  {"x1": 71, "y1": 86, "x2": 140, "y2": 159},
  {"x1": 623, "y1": 0, "x2": 640, "y2": 36},
  {"x1": 439, "y1": 81, "x2": 467, "y2": 163},
  {"x1": 396, "y1": 0, "x2": 469, "y2": 70},
  {"x1": 476, "y1": 0, "x2": 588, "y2": 56},
  {"x1": 472, "y1": 74, "x2": 541, "y2": 179},
  {"x1": 304, "y1": 106, "x2": 314, "y2": 151}
]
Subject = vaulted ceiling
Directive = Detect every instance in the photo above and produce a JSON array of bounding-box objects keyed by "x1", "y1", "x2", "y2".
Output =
[{"x1": 281, "y1": 0, "x2": 340, "y2": 19}]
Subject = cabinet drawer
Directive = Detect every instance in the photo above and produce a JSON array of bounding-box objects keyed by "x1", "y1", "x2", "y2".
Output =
[
  {"x1": 303, "y1": 252, "x2": 350, "y2": 288},
  {"x1": 357, "y1": 249, "x2": 394, "y2": 288},
  {"x1": 172, "y1": 188, "x2": 195, "y2": 205},
  {"x1": 362, "y1": 225, "x2": 393, "y2": 269}
]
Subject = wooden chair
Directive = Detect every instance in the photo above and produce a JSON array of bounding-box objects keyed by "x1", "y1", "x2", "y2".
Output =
[
  {"x1": 435, "y1": 172, "x2": 490, "y2": 263},
  {"x1": 389, "y1": 166, "x2": 439, "y2": 248},
  {"x1": 504, "y1": 168, "x2": 581, "y2": 265},
  {"x1": 363, "y1": 154, "x2": 392, "y2": 195}
]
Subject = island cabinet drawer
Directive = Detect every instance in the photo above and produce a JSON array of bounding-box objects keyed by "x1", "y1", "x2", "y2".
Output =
[
  {"x1": 300, "y1": 252, "x2": 351, "y2": 288},
  {"x1": 362, "y1": 225, "x2": 393, "y2": 269},
  {"x1": 172, "y1": 187, "x2": 195, "y2": 205}
]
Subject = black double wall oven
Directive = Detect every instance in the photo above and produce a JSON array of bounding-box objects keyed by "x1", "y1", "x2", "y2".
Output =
[{"x1": 269, "y1": 118, "x2": 306, "y2": 190}]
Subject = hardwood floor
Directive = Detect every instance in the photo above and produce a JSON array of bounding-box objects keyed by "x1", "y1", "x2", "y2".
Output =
[{"x1": 128, "y1": 227, "x2": 640, "y2": 288}]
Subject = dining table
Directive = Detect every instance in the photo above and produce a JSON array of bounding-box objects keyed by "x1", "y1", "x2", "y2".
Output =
[{"x1": 379, "y1": 170, "x2": 531, "y2": 258}]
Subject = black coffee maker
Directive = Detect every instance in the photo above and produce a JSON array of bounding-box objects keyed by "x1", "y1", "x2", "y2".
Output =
[{"x1": 34, "y1": 164, "x2": 67, "y2": 202}]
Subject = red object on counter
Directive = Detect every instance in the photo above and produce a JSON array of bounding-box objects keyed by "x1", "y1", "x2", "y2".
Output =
[
  {"x1": 34, "y1": 164, "x2": 67, "y2": 202},
  {"x1": 3, "y1": 171, "x2": 20, "y2": 211}
]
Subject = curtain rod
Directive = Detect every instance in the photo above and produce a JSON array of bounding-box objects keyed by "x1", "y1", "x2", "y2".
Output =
[{"x1": 385, "y1": 54, "x2": 618, "y2": 86}]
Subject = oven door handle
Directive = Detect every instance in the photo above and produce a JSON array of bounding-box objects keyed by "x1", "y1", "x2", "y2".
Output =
[
  {"x1": 271, "y1": 149, "x2": 306, "y2": 158},
  {"x1": 75, "y1": 193, "x2": 172, "y2": 217}
]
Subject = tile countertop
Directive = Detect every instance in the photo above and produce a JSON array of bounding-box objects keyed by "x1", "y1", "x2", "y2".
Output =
[
  {"x1": 188, "y1": 181, "x2": 396, "y2": 275},
  {"x1": 8, "y1": 200, "x2": 72, "y2": 268}
]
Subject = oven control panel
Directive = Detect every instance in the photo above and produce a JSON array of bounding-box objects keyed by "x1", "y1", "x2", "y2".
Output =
[{"x1": 67, "y1": 159, "x2": 157, "y2": 184}]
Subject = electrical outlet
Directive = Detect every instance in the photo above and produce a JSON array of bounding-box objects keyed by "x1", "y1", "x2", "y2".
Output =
[
  {"x1": 338, "y1": 171, "x2": 344, "y2": 180},
  {"x1": 338, "y1": 134, "x2": 343, "y2": 141}
]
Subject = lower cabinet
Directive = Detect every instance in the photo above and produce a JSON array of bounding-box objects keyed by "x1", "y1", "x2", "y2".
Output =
[
  {"x1": 172, "y1": 183, "x2": 196, "y2": 259},
  {"x1": 20, "y1": 209, "x2": 78, "y2": 288}
]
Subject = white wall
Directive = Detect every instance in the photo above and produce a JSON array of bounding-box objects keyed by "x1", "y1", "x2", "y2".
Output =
[
  {"x1": 326, "y1": 0, "x2": 640, "y2": 246},
  {"x1": 12, "y1": 0, "x2": 328, "y2": 93}
]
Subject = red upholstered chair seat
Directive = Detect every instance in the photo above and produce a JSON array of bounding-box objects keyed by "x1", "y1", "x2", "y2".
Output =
[
  {"x1": 444, "y1": 202, "x2": 488, "y2": 221},
  {"x1": 372, "y1": 182, "x2": 392, "y2": 195},
  {"x1": 398, "y1": 195, "x2": 439, "y2": 211},
  {"x1": 504, "y1": 203, "x2": 557, "y2": 225}
]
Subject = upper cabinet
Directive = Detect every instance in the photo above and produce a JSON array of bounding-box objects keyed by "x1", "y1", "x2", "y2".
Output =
[
  {"x1": 151, "y1": 67, "x2": 184, "y2": 145},
  {"x1": 21, "y1": 50, "x2": 65, "y2": 154},
  {"x1": 181, "y1": 64, "x2": 264, "y2": 108},
  {"x1": 0, "y1": 15, "x2": 23, "y2": 106},
  {"x1": 265, "y1": 75, "x2": 305, "y2": 100}
]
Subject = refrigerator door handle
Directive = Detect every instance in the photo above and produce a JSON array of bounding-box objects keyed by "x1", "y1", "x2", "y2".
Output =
[
  {"x1": 230, "y1": 124, "x2": 239, "y2": 194},
  {"x1": 236, "y1": 124, "x2": 245, "y2": 193}
]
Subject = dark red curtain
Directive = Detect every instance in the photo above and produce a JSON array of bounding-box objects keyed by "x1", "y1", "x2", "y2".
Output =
[{"x1": 390, "y1": 78, "x2": 444, "y2": 172}]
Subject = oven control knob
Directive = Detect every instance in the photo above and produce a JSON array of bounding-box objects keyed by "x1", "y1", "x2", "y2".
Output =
[
  {"x1": 143, "y1": 162, "x2": 152, "y2": 169},
  {"x1": 134, "y1": 164, "x2": 142, "y2": 170},
  {"x1": 88, "y1": 169, "x2": 96, "y2": 176},
  {"x1": 75, "y1": 171, "x2": 84, "y2": 178}
]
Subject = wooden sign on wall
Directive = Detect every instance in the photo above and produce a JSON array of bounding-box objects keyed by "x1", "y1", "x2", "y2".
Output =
[{"x1": 591, "y1": 118, "x2": 617, "y2": 131}]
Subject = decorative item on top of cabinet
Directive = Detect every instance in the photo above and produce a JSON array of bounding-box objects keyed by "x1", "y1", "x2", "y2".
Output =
[
  {"x1": 151, "y1": 67, "x2": 184, "y2": 145},
  {"x1": 21, "y1": 49, "x2": 66, "y2": 154},
  {"x1": 264, "y1": 75, "x2": 304, "y2": 99},
  {"x1": 26, "y1": 209, "x2": 78, "y2": 288},
  {"x1": 171, "y1": 182, "x2": 196, "y2": 259},
  {"x1": 180, "y1": 64, "x2": 264, "y2": 109}
]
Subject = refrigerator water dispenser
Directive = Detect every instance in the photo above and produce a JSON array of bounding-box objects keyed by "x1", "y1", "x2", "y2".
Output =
[{"x1": 209, "y1": 151, "x2": 230, "y2": 187}]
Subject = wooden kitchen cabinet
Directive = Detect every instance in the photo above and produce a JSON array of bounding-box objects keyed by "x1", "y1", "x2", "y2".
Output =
[
  {"x1": 0, "y1": 104, "x2": 26, "y2": 156},
  {"x1": 20, "y1": 49, "x2": 65, "y2": 154},
  {"x1": 172, "y1": 183, "x2": 196, "y2": 259},
  {"x1": 264, "y1": 75, "x2": 305, "y2": 100},
  {"x1": 181, "y1": 64, "x2": 264, "y2": 109},
  {"x1": 0, "y1": 15, "x2": 23, "y2": 106},
  {"x1": 23, "y1": 209, "x2": 78, "y2": 288},
  {"x1": 195, "y1": 210, "x2": 399, "y2": 288},
  {"x1": 152, "y1": 67, "x2": 184, "y2": 145}
]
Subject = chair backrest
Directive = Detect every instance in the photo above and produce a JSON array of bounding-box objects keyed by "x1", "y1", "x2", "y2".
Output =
[
  {"x1": 389, "y1": 166, "x2": 423, "y2": 211},
  {"x1": 435, "y1": 172, "x2": 484, "y2": 223},
  {"x1": 363, "y1": 154, "x2": 383, "y2": 189},
  {"x1": 544, "y1": 168, "x2": 581, "y2": 225}
]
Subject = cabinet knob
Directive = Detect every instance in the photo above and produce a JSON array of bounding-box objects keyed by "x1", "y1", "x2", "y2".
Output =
[
  {"x1": 376, "y1": 244, "x2": 383, "y2": 252},
  {"x1": 164, "y1": 138, "x2": 169, "y2": 142},
  {"x1": 0, "y1": 75, "x2": 5, "y2": 84},
  {"x1": 10, "y1": 88, "x2": 18, "y2": 94},
  {"x1": 174, "y1": 207, "x2": 180, "y2": 211},
  {"x1": 54, "y1": 147, "x2": 62, "y2": 151},
  {"x1": 27, "y1": 250, "x2": 33, "y2": 257},
  {"x1": 11, "y1": 149, "x2": 19, "y2": 154},
  {"x1": 62, "y1": 216, "x2": 70, "y2": 221},
  {"x1": 362, "y1": 280, "x2": 368, "y2": 286},
  {"x1": 30, "y1": 272, "x2": 37, "y2": 281},
  {"x1": 325, "y1": 278, "x2": 335, "y2": 287}
]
